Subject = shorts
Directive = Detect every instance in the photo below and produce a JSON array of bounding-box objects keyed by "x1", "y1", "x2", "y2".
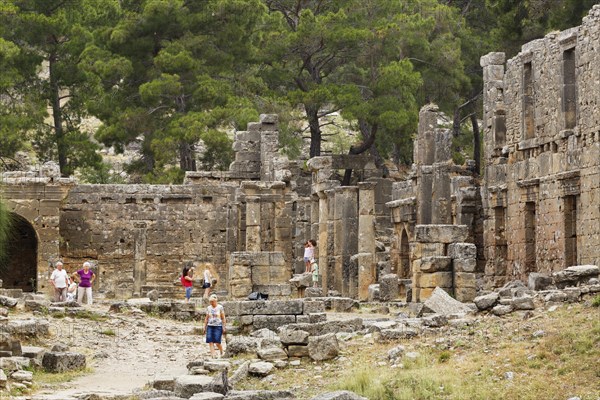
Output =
[
  {"x1": 304, "y1": 257, "x2": 310, "y2": 262},
  {"x1": 202, "y1": 281, "x2": 211, "y2": 289},
  {"x1": 185, "y1": 286, "x2": 193, "y2": 299},
  {"x1": 206, "y1": 325, "x2": 223, "y2": 344}
]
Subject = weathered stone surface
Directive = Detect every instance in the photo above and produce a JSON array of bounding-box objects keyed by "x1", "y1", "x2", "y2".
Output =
[
  {"x1": 25, "y1": 299, "x2": 50, "y2": 312},
  {"x1": 225, "y1": 390, "x2": 295, "y2": 400},
  {"x1": 447, "y1": 243, "x2": 477, "y2": 259},
  {"x1": 304, "y1": 287, "x2": 323, "y2": 297},
  {"x1": 528, "y1": 273, "x2": 553, "y2": 291},
  {"x1": 377, "y1": 327, "x2": 418, "y2": 342},
  {"x1": 310, "y1": 391, "x2": 368, "y2": 400},
  {"x1": 284, "y1": 318, "x2": 363, "y2": 336},
  {"x1": 0, "y1": 333, "x2": 22, "y2": 357},
  {"x1": 420, "y1": 257, "x2": 452, "y2": 272},
  {"x1": 203, "y1": 360, "x2": 231, "y2": 372},
  {"x1": 553, "y1": 266, "x2": 600, "y2": 288},
  {"x1": 253, "y1": 315, "x2": 296, "y2": 331},
  {"x1": 152, "y1": 374, "x2": 176, "y2": 391},
  {"x1": 308, "y1": 333, "x2": 339, "y2": 361},
  {"x1": 379, "y1": 274, "x2": 399, "y2": 301},
  {"x1": 223, "y1": 337, "x2": 259, "y2": 357},
  {"x1": 414, "y1": 225, "x2": 469, "y2": 243},
  {"x1": 302, "y1": 300, "x2": 326, "y2": 314},
  {"x1": 248, "y1": 361, "x2": 274, "y2": 377},
  {"x1": 257, "y1": 347, "x2": 288, "y2": 361},
  {"x1": 0, "y1": 295, "x2": 18, "y2": 308},
  {"x1": 365, "y1": 320, "x2": 398, "y2": 333},
  {"x1": 286, "y1": 345, "x2": 309, "y2": 358},
  {"x1": 189, "y1": 393, "x2": 225, "y2": 400},
  {"x1": 491, "y1": 304, "x2": 513, "y2": 316},
  {"x1": 420, "y1": 272, "x2": 453, "y2": 289},
  {"x1": 279, "y1": 329, "x2": 309, "y2": 346},
  {"x1": 422, "y1": 314, "x2": 448, "y2": 328},
  {"x1": 367, "y1": 284, "x2": 380, "y2": 302},
  {"x1": 474, "y1": 292, "x2": 499, "y2": 310},
  {"x1": 423, "y1": 287, "x2": 472, "y2": 315},
  {"x1": 174, "y1": 375, "x2": 214, "y2": 398},
  {"x1": 511, "y1": 296, "x2": 535, "y2": 310},
  {"x1": 232, "y1": 300, "x2": 304, "y2": 316},
  {"x1": 0, "y1": 369, "x2": 6, "y2": 389},
  {"x1": 42, "y1": 352, "x2": 86, "y2": 373},
  {"x1": 147, "y1": 289, "x2": 160, "y2": 301},
  {"x1": 11, "y1": 370, "x2": 33, "y2": 382},
  {"x1": 6, "y1": 319, "x2": 50, "y2": 336}
]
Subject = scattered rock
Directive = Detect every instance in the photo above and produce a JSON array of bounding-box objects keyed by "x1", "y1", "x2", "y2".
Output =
[
  {"x1": 491, "y1": 304, "x2": 513, "y2": 316},
  {"x1": 224, "y1": 336, "x2": 259, "y2": 357},
  {"x1": 0, "y1": 369, "x2": 6, "y2": 389},
  {"x1": 174, "y1": 375, "x2": 214, "y2": 398},
  {"x1": 473, "y1": 292, "x2": 499, "y2": 311},
  {"x1": 257, "y1": 347, "x2": 288, "y2": 361},
  {"x1": 248, "y1": 361, "x2": 274, "y2": 377},
  {"x1": 203, "y1": 360, "x2": 231, "y2": 372},
  {"x1": 528, "y1": 273, "x2": 553, "y2": 291},
  {"x1": 42, "y1": 351, "x2": 86, "y2": 373},
  {"x1": 553, "y1": 265, "x2": 599, "y2": 288},
  {"x1": 511, "y1": 296, "x2": 535, "y2": 310},
  {"x1": 11, "y1": 370, "x2": 33, "y2": 382},
  {"x1": 421, "y1": 314, "x2": 448, "y2": 328},
  {"x1": 25, "y1": 299, "x2": 50, "y2": 313},
  {"x1": 279, "y1": 329, "x2": 309, "y2": 346},
  {"x1": 147, "y1": 290, "x2": 160, "y2": 301},
  {"x1": 189, "y1": 393, "x2": 225, "y2": 400},
  {"x1": 423, "y1": 287, "x2": 472, "y2": 315},
  {"x1": 377, "y1": 327, "x2": 418, "y2": 342},
  {"x1": 152, "y1": 374, "x2": 176, "y2": 391},
  {"x1": 0, "y1": 296, "x2": 18, "y2": 308},
  {"x1": 308, "y1": 333, "x2": 339, "y2": 361},
  {"x1": 387, "y1": 345, "x2": 406, "y2": 361},
  {"x1": 504, "y1": 371, "x2": 514, "y2": 380},
  {"x1": 51, "y1": 344, "x2": 69, "y2": 352},
  {"x1": 310, "y1": 391, "x2": 368, "y2": 400},
  {"x1": 225, "y1": 390, "x2": 295, "y2": 399}
]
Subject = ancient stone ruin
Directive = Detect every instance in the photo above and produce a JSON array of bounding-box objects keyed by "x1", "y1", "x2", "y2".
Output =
[{"x1": 1, "y1": 7, "x2": 599, "y2": 306}]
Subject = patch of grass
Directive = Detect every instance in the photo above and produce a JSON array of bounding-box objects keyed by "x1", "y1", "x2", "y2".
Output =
[
  {"x1": 73, "y1": 309, "x2": 107, "y2": 322},
  {"x1": 591, "y1": 294, "x2": 600, "y2": 307},
  {"x1": 438, "y1": 350, "x2": 451, "y2": 363},
  {"x1": 32, "y1": 367, "x2": 93, "y2": 385},
  {"x1": 100, "y1": 329, "x2": 116, "y2": 336},
  {"x1": 51, "y1": 311, "x2": 67, "y2": 319}
]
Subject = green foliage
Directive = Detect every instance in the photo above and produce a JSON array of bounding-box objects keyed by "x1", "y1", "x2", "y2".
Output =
[
  {"x1": 0, "y1": 196, "x2": 14, "y2": 265},
  {"x1": 592, "y1": 295, "x2": 600, "y2": 308},
  {"x1": 79, "y1": 163, "x2": 126, "y2": 184}
]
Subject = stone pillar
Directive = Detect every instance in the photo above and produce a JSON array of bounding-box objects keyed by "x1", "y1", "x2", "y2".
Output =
[
  {"x1": 317, "y1": 191, "x2": 329, "y2": 295},
  {"x1": 132, "y1": 222, "x2": 147, "y2": 297},
  {"x1": 325, "y1": 188, "x2": 337, "y2": 293},
  {"x1": 357, "y1": 182, "x2": 376, "y2": 300},
  {"x1": 310, "y1": 194, "x2": 319, "y2": 242},
  {"x1": 245, "y1": 196, "x2": 261, "y2": 252},
  {"x1": 334, "y1": 186, "x2": 358, "y2": 297}
]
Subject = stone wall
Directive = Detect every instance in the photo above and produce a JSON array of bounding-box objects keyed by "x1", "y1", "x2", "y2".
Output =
[{"x1": 481, "y1": 6, "x2": 600, "y2": 287}]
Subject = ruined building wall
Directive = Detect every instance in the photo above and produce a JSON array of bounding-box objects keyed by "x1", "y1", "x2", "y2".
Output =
[{"x1": 482, "y1": 6, "x2": 600, "y2": 287}]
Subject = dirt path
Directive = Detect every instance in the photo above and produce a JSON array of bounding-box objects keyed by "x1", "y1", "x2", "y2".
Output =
[{"x1": 32, "y1": 305, "x2": 209, "y2": 398}]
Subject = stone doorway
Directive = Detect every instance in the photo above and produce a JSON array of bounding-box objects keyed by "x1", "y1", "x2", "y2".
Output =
[{"x1": 0, "y1": 213, "x2": 38, "y2": 291}]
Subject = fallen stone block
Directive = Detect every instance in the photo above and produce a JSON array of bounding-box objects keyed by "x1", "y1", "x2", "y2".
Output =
[
  {"x1": 368, "y1": 284, "x2": 380, "y2": 302},
  {"x1": 253, "y1": 315, "x2": 296, "y2": 331},
  {"x1": 303, "y1": 300, "x2": 326, "y2": 314},
  {"x1": 174, "y1": 375, "x2": 214, "y2": 398},
  {"x1": 365, "y1": 320, "x2": 398, "y2": 333},
  {"x1": 379, "y1": 274, "x2": 400, "y2": 301},
  {"x1": 491, "y1": 304, "x2": 513, "y2": 316},
  {"x1": 553, "y1": 265, "x2": 600, "y2": 288},
  {"x1": 423, "y1": 287, "x2": 472, "y2": 315},
  {"x1": 511, "y1": 296, "x2": 535, "y2": 310},
  {"x1": 0, "y1": 333, "x2": 22, "y2": 357},
  {"x1": 6, "y1": 319, "x2": 50, "y2": 337},
  {"x1": 377, "y1": 327, "x2": 418, "y2": 342},
  {"x1": 544, "y1": 291, "x2": 568, "y2": 303},
  {"x1": 279, "y1": 329, "x2": 309, "y2": 346},
  {"x1": 310, "y1": 391, "x2": 368, "y2": 400},
  {"x1": 421, "y1": 314, "x2": 448, "y2": 328},
  {"x1": 248, "y1": 361, "x2": 274, "y2": 377},
  {"x1": 152, "y1": 374, "x2": 176, "y2": 391},
  {"x1": 203, "y1": 360, "x2": 231, "y2": 372},
  {"x1": 239, "y1": 300, "x2": 304, "y2": 316},
  {"x1": 0, "y1": 295, "x2": 18, "y2": 308},
  {"x1": 308, "y1": 333, "x2": 339, "y2": 361},
  {"x1": 286, "y1": 345, "x2": 309, "y2": 358},
  {"x1": 304, "y1": 287, "x2": 323, "y2": 297},
  {"x1": 284, "y1": 318, "x2": 363, "y2": 336},
  {"x1": 189, "y1": 393, "x2": 225, "y2": 400},
  {"x1": 42, "y1": 352, "x2": 86, "y2": 373},
  {"x1": 25, "y1": 299, "x2": 50, "y2": 313},
  {"x1": 528, "y1": 273, "x2": 553, "y2": 291},
  {"x1": 473, "y1": 292, "x2": 499, "y2": 311},
  {"x1": 223, "y1": 337, "x2": 259, "y2": 357},
  {"x1": 257, "y1": 347, "x2": 288, "y2": 361}
]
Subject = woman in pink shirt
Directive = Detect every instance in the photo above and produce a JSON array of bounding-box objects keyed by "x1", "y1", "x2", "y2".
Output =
[{"x1": 72, "y1": 261, "x2": 96, "y2": 305}]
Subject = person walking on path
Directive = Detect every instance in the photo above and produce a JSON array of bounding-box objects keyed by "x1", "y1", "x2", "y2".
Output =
[
  {"x1": 50, "y1": 261, "x2": 69, "y2": 302},
  {"x1": 203, "y1": 294, "x2": 226, "y2": 358},
  {"x1": 73, "y1": 261, "x2": 95, "y2": 305},
  {"x1": 181, "y1": 263, "x2": 194, "y2": 302},
  {"x1": 202, "y1": 268, "x2": 213, "y2": 299}
]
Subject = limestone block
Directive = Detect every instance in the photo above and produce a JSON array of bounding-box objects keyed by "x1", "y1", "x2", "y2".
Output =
[
  {"x1": 239, "y1": 300, "x2": 303, "y2": 315},
  {"x1": 379, "y1": 274, "x2": 399, "y2": 301},
  {"x1": 304, "y1": 287, "x2": 323, "y2": 297},
  {"x1": 474, "y1": 292, "x2": 499, "y2": 310},
  {"x1": 253, "y1": 315, "x2": 296, "y2": 331},
  {"x1": 423, "y1": 287, "x2": 472, "y2": 315},
  {"x1": 174, "y1": 375, "x2": 214, "y2": 398},
  {"x1": 308, "y1": 333, "x2": 339, "y2": 361},
  {"x1": 0, "y1": 296, "x2": 18, "y2": 308},
  {"x1": 454, "y1": 272, "x2": 476, "y2": 288},
  {"x1": 225, "y1": 390, "x2": 295, "y2": 399},
  {"x1": 279, "y1": 329, "x2": 310, "y2": 346},
  {"x1": 376, "y1": 327, "x2": 419, "y2": 342},
  {"x1": 454, "y1": 287, "x2": 477, "y2": 302},
  {"x1": 453, "y1": 258, "x2": 477, "y2": 273},
  {"x1": 447, "y1": 243, "x2": 477, "y2": 259},
  {"x1": 152, "y1": 374, "x2": 176, "y2": 391},
  {"x1": 0, "y1": 334, "x2": 21, "y2": 357},
  {"x1": 553, "y1": 265, "x2": 599, "y2": 288},
  {"x1": 257, "y1": 347, "x2": 288, "y2": 361},
  {"x1": 286, "y1": 345, "x2": 309, "y2": 358},
  {"x1": 491, "y1": 304, "x2": 513, "y2": 316},
  {"x1": 419, "y1": 272, "x2": 453, "y2": 288},
  {"x1": 528, "y1": 273, "x2": 553, "y2": 291},
  {"x1": 310, "y1": 391, "x2": 367, "y2": 400},
  {"x1": 224, "y1": 337, "x2": 259, "y2": 357},
  {"x1": 308, "y1": 313, "x2": 327, "y2": 323},
  {"x1": 420, "y1": 257, "x2": 452, "y2": 272},
  {"x1": 368, "y1": 284, "x2": 380, "y2": 302},
  {"x1": 302, "y1": 300, "x2": 325, "y2": 314},
  {"x1": 414, "y1": 225, "x2": 469, "y2": 243},
  {"x1": 411, "y1": 242, "x2": 445, "y2": 259},
  {"x1": 42, "y1": 352, "x2": 86, "y2": 373}
]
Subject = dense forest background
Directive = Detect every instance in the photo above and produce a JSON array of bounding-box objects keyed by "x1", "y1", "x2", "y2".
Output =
[{"x1": 1, "y1": 0, "x2": 599, "y2": 183}]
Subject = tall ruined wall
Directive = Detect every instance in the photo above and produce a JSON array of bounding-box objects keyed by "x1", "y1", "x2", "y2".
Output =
[
  {"x1": 59, "y1": 183, "x2": 238, "y2": 298},
  {"x1": 482, "y1": 6, "x2": 600, "y2": 286}
]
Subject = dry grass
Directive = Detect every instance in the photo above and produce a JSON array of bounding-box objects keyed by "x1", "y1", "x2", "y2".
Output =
[{"x1": 235, "y1": 302, "x2": 600, "y2": 399}]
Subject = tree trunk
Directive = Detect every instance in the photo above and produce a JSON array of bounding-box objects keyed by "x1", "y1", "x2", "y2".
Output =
[
  {"x1": 306, "y1": 104, "x2": 321, "y2": 158},
  {"x1": 470, "y1": 113, "x2": 481, "y2": 175},
  {"x1": 179, "y1": 141, "x2": 196, "y2": 171},
  {"x1": 342, "y1": 121, "x2": 379, "y2": 185},
  {"x1": 49, "y1": 53, "x2": 67, "y2": 176}
]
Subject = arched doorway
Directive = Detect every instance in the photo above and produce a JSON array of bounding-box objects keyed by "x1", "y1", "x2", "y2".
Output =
[
  {"x1": 0, "y1": 213, "x2": 38, "y2": 291},
  {"x1": 399, "y1": 228, "x2": 410, "y2": 279}
]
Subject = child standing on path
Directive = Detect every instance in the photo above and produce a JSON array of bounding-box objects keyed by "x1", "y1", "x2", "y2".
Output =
[{"x1": 304, "y1": 239, "x2": 316, "y2": 273}]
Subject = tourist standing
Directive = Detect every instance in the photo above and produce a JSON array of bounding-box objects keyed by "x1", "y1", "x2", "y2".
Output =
[
  {"x1": 303, "y1": 239, "x2": 316, "y2": 273},
  {"x1": 203, "y1": 294, "x2": 226, "y2": 358},
  {"x1": 202, "y1": 268, "x2": 213, "y2": 299},
  {"x1": 181, "y1": 263, "x2": 194, "y2": 302},
  {"x1": 73, "y1": 261, "x2": 95, "y2": 305},
  {"x1": 49, "y1": 261, "x2": 69, "y2": 302}
]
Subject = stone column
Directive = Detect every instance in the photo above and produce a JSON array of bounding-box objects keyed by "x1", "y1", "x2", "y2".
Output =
[
  {"x1": 245, "y1": 196, "x2": 261, "y2": 252},
  {"x1": 334, "y1": 186, "x2": 358, "y2": 297},
  {"x1": 325, "y1": 188, "x2": 337, "y2": 293},
  {"x1": 132, "y1": 222, "x2": 147, "y2": 297},
  {"x1": 317, "y1": 190, "x2": 329, "y2": 295},
  {"x1": 357, "y1": 182, "x2": 376, "y2": 300},
  {"x1": 310, "y1": 194, "x2": 320, "y2": 242}
]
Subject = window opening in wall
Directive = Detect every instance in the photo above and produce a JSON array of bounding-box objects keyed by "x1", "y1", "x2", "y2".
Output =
[
  {"x1": 399, "y1": 228, "x2": 410, "y2": 279},
  {"x1": 564, "y1": 195, "x2": 578, "y2": 267},
  {"x1": 562, "y1": 48, "x2": 577, "y2": 130},
  {"x1": 523, "y1": 61, "x2": 535, "y2": 140},
  {"x1": 494, "y1": 110, "x2": 507, "y2": 147},
  {"x1": 524, "y1": 202, "x2": 536, "y2": 273}
]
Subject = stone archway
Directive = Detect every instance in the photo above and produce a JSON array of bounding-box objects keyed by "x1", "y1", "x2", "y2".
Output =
[
  {"x1": 399, "y1": 228, "x2": 410, "y2": 279},
  {"x1": 0, "y1": 213, "x2": 38, "y2": 292}
]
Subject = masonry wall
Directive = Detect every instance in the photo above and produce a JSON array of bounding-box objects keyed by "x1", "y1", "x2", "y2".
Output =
[{"x1": 482, "y1": 6, "x2": 600, "y2": 286}]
